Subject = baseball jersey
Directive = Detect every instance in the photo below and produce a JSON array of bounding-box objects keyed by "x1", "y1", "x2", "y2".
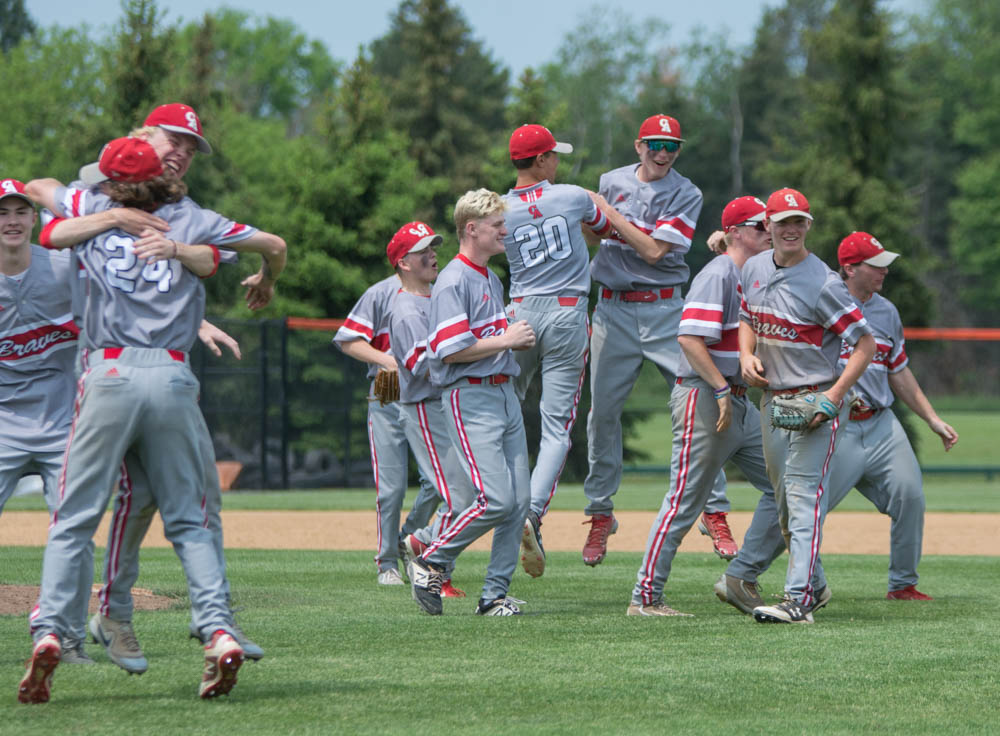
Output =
[
  {"x1": 388, "y1": 290, "x2": 438, "y2": 404},
  {"x1": 0, "y1": 246, "x2": 79, "y2": 453},
  {"x1": 838, "y1": 293, "x2": 907, "y2": 409},
  {"x1": 502, "y1": 180, "x2": 608, "y2": 298},
  {"x1": 590, "y1": 165, "x2": 703, "y2": 290},
  {"x1": 675, "y1": 253, "x2": 742, "y2": 383},
  {"x1": 427, "y1": 254, "x2": 520, "y2": 386},
  {"x1": 51, "y1": 186, "x2": 257, "y2": 352},
  {"x1": 333, "y1": 275, "x2": 400, "y2": 380},
  {"x1": 739, "y1": 251, "x2": 871, "y2": 390}
]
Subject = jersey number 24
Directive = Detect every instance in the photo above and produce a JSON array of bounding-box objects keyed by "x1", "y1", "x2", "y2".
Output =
[{"x1": 104, "y1": 235, "x2": 174, "y2": 294}]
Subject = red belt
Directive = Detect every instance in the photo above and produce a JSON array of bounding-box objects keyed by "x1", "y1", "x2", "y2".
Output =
[
  {"x1": 676, "y1": 377, "x2": 746, "y2": 397},
  {"x1": 512, "y1": 296, "x2": 580, "y2": 307},
  {"x1": 850, "y1": 407, "x2": 879, "y2": 421},
  {"x1": 770, "y1": 384, "x2": 819, "y2": 397},
  {"x1": 96, "y1": 347, "x2": 186, "y2": 362},
  {"x1": 601, "y1": 288, "x2": 674, "y2": 302},
  {"x1": 467, "y1": 375, "x2": 509, "y2": 385}
]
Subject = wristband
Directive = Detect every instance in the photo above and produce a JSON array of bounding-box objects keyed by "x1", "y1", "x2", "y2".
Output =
[
  {"x1": 171, "y1": 240, "x2": 178, "y2": 259},
  {"x1": 713, "y1": 385, "x2": 731, "y2": 400}
]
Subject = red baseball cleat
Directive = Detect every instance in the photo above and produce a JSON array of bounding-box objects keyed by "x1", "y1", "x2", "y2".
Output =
[
  {"x1": 582, "y1": 513, "x2": 618, "y2": 566},
  {"x1": 698, "y1": 511, "x2": 739, "y2": 560},
  {"x1": 886, "y1": 585, "x2": 933, "y2": 601},
  {"x1": 441, "y1": 580, "x2": 466, "y2": 598},
  {"x1": 18, "y1": 634, "x2": 61, "y2": 704}
]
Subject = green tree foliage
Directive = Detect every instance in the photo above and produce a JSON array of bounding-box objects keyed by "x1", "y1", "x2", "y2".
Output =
[
  {"x1": 109, "y1": 0, "x2": 174, "y2": 128},
  {"x1": 1, "y1": 0, "x2": 36, "y2": 53}
]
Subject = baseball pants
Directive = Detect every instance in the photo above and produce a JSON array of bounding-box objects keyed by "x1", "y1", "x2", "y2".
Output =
[
  {"x1": 584, "y1": 293, "x2": 729, "y2": 516},
  {"x1": 32, "y1": 348, "x2": 234, "y2": 644},
  {"x1": 760, "y1": 389, "x2": 845, "y2": 608},
  {"x1": 632, "y1": 379, "x2": 772, "y2": 605},
  {"x1": 507, "y1": 296, "x2": 588, "y2": 518},
  {"x1": 423, "y1": 381, "x2": 531, "y2": 603},
  {"x1": 368, "y1": 399, "x2": 441, "y2": 573}
]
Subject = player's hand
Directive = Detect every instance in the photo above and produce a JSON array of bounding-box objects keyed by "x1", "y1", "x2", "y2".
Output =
[
  {"x1": 111, "y1": 208, "x2": 169, "y2": 237},
  {"x1": 505, "y1": 320, "x2": 536, "y2": 351},
  {"x1": 929, "y1": 418, "x2": 958, "y2": 451},
  {"x1": 198, "y1": 321, "x2": 242, "y2": 359},
  {"x1": 132, "y1": 228, "x2": 176, "y2": 264},
  {"x1": 806, "y1": 392, "x2": 840, "y2": 430},
  {"x1": 740, "y1": 354, "x2": 768, "y2": 388},
  {"x1": 706, "y1": 230, "x2": 726, "y2": 254},
  {"x1": 241, "y1": 269, "x2": 275, "y2": 311},
  {"x1": 586, "y1": 190, "x2": 611, "y2": 212},
  {"x1": 715, "y1": 394, "x2": 732, "y2": 433}
]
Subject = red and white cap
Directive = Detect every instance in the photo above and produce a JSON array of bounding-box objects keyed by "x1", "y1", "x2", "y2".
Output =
[
  {"x1": 638, "y1": 114, "x2": 684, "y2": 142},
  {"x1": 387, "y1": 221, "x2": 443, "y2": 267},
  {"x1": 80, "y1": 137, "x2": 165, "y2": 186},
  {"x1": 766, "y1": 188, "x2": 813, "y2": 222},
  {"x1": 722, "y1": 195, "x2": 766, "y2": 230},
  {"x1": 144, "y1": 103, "x2": 212, "y2": 154},
  {"x1": 838, "y1": 231, "x2": 900, "y2": 267},
  {"x1": 0, "y1": 178, "x2": 33, "y2": 206},
  {"x1": 509, "y1": 124, "x2": 573, "y2": 160}
]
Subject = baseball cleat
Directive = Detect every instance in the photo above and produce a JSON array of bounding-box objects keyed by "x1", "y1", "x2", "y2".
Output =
[
  {"x1": 60, "y1": 640, "x2": 96, "y2": 665},
  {"x1": 714, "y1": 574, "x2": 764, "y2": 615},
  {"x1": 475, "y1": 597, "x2": 522, "y2": 616},
  {"x1": 810, "y1": 586, "x2": 832, "y2": 612},
  {"x1": 90, "y1": 613, "x2": 148, "y2": 674},
  {"x1": 582, "y1": 513, "x2": 618, "y2": 566},
  {"x1": 520, "y1": 510, "x2": 546, "y2": 578},
  {"x1": 627, "y1": 601, "x2": 693, "y2": 617},
  {"x1": 200, "y1": 631, "x2": 244, "y2": 699},
  {"x1": 698, "y1": 512, "x2": 739, "y2": 560},
  {"x1": 441, "y1": 579, "x2": 466, "y2": 598},
  {"x1": 408, "y1": 556, "x2": 445, "y2": 615},
  {"x1": 189, "y1": 618, "x2": 264, "y2": 662},
  {"x1": 886, "y1": 585, "x2": 933, "y2": 601},
  {"x1": 377, "y1": 568, "x2": 406, "y2": 586},
  {"x1": 402, "y1": 534, "x2": 428, "y2": 568},
  {"x1": 18, "y1": 634, "x2": 61, "y2": 704},
  {"x1": 753, "y1": 598, "x2": 814, "y2": 624}
]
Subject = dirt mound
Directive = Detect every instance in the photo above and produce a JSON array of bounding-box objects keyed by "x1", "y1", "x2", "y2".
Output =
[{"x1": 0, "y1": 584, "x2": 175, "y2": 617}]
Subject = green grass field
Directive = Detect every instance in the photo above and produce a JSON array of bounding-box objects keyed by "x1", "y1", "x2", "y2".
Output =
[{"x1": 2, "y1": 547, "x2": 998, "y2": 734}]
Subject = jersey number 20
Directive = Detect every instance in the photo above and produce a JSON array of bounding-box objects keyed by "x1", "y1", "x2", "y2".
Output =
[{"x1": 513, "y1": 215, "x2": 572, "y2": 268}]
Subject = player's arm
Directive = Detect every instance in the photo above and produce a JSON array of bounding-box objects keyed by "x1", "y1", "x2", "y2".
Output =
[
  {"x1": 678, "y1": 334, "x2": 732, "y2": 432},
  {"x1": 588, "y1": 191, "x2": 673, "y2": 264},
  {"x1": 738, "y1": 320, "x2": 767, "y2": 387},
  {"x1": 198, "y1": 320, "x2": 242, "y2": 359},
  {"x1": 338, "y1": 338, "x2": 397, "y2": 372},
  {"x1": 825, "y1": 333, "x2": 875, "y2": 406},
  {"x1": 889, "y1": 367, "x2": 958, "y2": 451},
  {"x1": 442, "y1": 320, "x2": 535, "y2": 364},
  {"x1": 228, "y1": 231, "x2": 287, "y2": 310}
]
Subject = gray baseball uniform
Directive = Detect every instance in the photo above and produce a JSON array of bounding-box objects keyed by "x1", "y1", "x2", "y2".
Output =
[
  {"x1": 502, "y1": 180, "x2": 608, "y2": 515},
  {"x1": 389, "y1": 290, "x2": 476, "y2": 557},
  {"x1": 632, "y1": 254, "x2": 772, "y2": 606},
  {"x1": 333, "y1": 276, "x2": 440, "y2": 574},
  {"x1": 423, "y1": 254, "x2": 530, "y2": 603},
  {"x1": 739, "y1": 250, "x2": 871, "y2": 607},
  {"x1": 584, "y1": 164, "x2": 729, "y2": 517},
  {"x1": 30, "y1": 189, "x2": 249, "y2": 644}
]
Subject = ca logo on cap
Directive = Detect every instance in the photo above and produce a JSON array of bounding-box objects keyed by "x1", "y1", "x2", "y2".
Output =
[
  {"x1": 659, "y1": 117, "x2": 673, "y2": 133},
  {"x1": 185, "y1": 111, "x2": 199, "y2": 132},
  {"x1": 1, "y1": 180, "x2": 18, "y2": 194},
  {"x1": 784, "y1": 193, "x2": 799, "y2": 207},
  {"x1": 409, "y1": 223, "x2": 430, "y2": 237}
]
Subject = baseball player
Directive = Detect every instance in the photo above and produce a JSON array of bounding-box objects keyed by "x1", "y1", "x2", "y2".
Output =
[
  {"x1": 386, "y1": 221, "x2": 474, "y2": 599},
  {"x1": 717, "y1": 232, "x2": 957, "y2": 611},
  {"x1": 334, "y1": 275, "x2": 443, "y2": 585},
  {"x1": 501, "y1": 124, "x2": 611, "y2": 577},
  {"x1": 407, "y1": 188, "x2": 535, "y2": 616},
  {"x1": 19, "y1": 137, "x2": 279, "y2": 703},
  {"x1": 582, "y1": 114, "x2": 736, "y2": 566},
  {"x1": 629, "y1": 196, "x2": 776, "y2": 616},
  {"x1": 739, "y1": 188, "x2": 875, "y2": 624}
]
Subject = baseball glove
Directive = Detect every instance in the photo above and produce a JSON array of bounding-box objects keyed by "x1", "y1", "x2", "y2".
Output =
[
  {"x1": 770, "y1": 391, "x2": 839, "y2": 431},
  {"x1": 373, "y1": 369, "x2": 400, "y2": 406}
]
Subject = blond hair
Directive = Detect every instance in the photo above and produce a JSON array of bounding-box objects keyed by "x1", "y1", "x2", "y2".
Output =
[{"x1": 454, "y1": 188, "x2": 506, "y2": 239}]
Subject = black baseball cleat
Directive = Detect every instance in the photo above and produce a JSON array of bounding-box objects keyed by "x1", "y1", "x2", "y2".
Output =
[
  {"x1": 407, "y1": 556, "x2": 445, "y2": 615},
  {"x1": 753, "y1": 598, "x2": 814, "y2": 624}
]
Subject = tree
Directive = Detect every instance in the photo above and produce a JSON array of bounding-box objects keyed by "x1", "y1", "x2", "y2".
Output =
[
  {"x1": 108, "y1": 0, "x2": 175, "y2": 128},
  {"x1": 1, "y1": 0, "x2": 35, "y2": 53}
]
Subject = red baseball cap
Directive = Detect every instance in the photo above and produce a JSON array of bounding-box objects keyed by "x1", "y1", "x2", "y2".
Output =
[
  {"x1": 638, "y1": 114, "x2": 684, "y2": 142},
  {"x1": 722, "y1": 196, "x2": 766, "y2": 230},
  {"x1": 509, "y1": 124, "x2": 573, "y2": 160},
  {"x1": 838, "y1": 231, "x2": 900, "y2": 267},
  {"x1": 387, "y1": 221, "x2": 443, "y2": 267},
  {"x1": 0, "y1": 178, "x2": 33, "y2": 206},
  {"x1": 144, "y1": 103, "x2": 212, "y2": 154},
  {"x1": 80, "y1": 137, "x2": 165, "y2": 186},
  {"x1": 766, "y1": 188, "x2": 813, "y2": 222}
]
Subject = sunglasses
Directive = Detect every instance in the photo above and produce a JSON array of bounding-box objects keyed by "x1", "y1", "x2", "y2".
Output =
[
  {"x1": 646, "y1": 140, "x2": 680, "y2": 153},
  {"x1": 733, "y1": 220, "x2": 767, "y2": 232}
]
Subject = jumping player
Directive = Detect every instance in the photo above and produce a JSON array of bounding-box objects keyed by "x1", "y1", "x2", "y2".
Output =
[
  {"x1": 628, "y1": 196, "x2": 774, "y2": 616},
  {"x1": 334, "y1": 276, "x2": 442, "y2": 586},
  {"x1": 407, "y1": 188, "x2": 535, "y2": 616},
  {"x1": 18, "y1": 137, "x2": 266, "y2": 702},
  {"x1": 385, "y1": 221, "x2": 473, "y2": 599},
  {"x1": 582, "y1": 114, "x2": 736, "y2": 566},
  {"x1": 740, "y1": 188, "x2": 875, "y2": 624},
  {"x1": 502, "y1": 124, "x2": 610, "y2": 577}
]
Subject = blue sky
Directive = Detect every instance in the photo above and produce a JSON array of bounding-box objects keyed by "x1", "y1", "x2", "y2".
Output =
[{"x1": 28, "y1": 0, "x2": 928, "y2": 78}]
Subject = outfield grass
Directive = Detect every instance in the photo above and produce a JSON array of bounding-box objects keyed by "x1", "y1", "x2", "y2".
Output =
[{"x1": 2, "y1": 548, "x2": 997, "y2": 734}]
